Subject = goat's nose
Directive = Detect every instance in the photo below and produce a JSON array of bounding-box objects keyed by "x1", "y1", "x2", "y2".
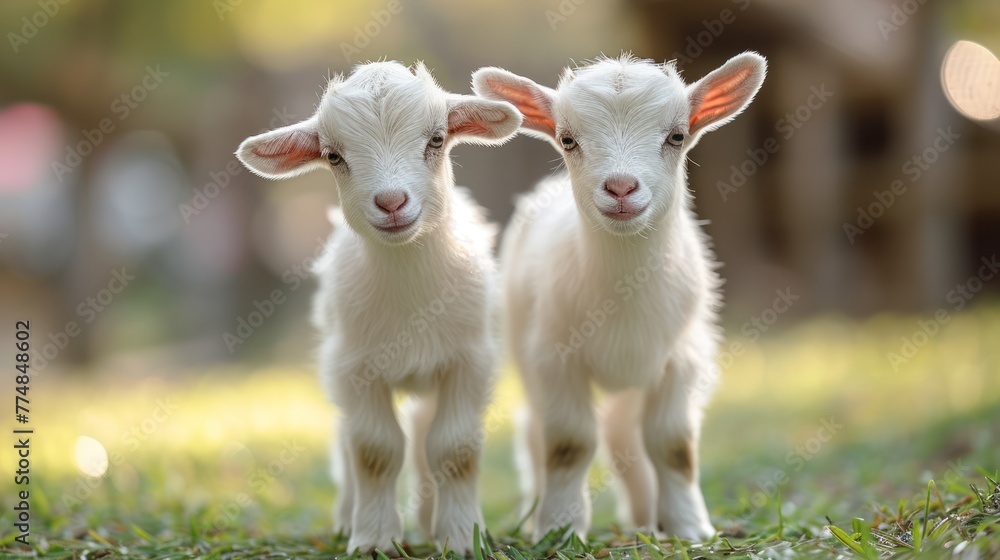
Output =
[
  {"x1": 374, "y1": 192, "x2": 408, "y2": 214},
  {"x1": 604, "y1": 177, "x2": 639, "y2": 199}
]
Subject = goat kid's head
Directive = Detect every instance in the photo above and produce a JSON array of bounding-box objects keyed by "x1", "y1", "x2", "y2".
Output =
[
  {"x1": 474, "y1": 52, "x2": 766, "y2": 236},
  {"x1": 237, "y1": 61, "x2": 521, "y2": 246}
]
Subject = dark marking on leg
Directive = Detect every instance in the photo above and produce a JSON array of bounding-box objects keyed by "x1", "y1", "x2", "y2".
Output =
[
  {"x1": 547, "y1": 440, "x2": 587, "y2": 470},
  {"x1": 438, "y1": 445, "x2": 478, "y2": 480},
  {"x1": 356, "y1": 443, "x2": 393, "y2": 480},
  {"x1": 667, "y1": 440, "x2": 695, "y2": 482}
]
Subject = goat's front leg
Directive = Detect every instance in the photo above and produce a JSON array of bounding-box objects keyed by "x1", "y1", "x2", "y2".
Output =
[
  {"x1": 336, "y1": 374, "x2": 405, "y2": 554},
  {"x1": 642, "y1": 343, "x2": 715, "y2": 541},
  {"x1": 531, "y1": 355, "x2": 597, "y2": 540},
  {"x1": 424, "y1": 359, "x2": 490, "y2": 554}
]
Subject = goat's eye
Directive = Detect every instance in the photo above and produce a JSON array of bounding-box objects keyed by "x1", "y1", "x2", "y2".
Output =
[
  {"x1": 666, "y1": 130, "x2": 685, "y2": 148},
  {"x1": 327, "y1": 152, "x2": 344, "y2": 166},
  {"x1": 428, "y1": 134, "x2": 445, "y2": 149},
  {"x1": 560, "y1": 135, "x2": 577, "y2": 151}
]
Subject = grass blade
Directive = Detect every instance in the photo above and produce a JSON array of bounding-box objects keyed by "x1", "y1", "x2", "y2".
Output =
[
  {"x1": 671, "y1": 536, "x2": 691, "y2": 560},
  {"x1": 870, "y1": 528, "x2": 915, "y2": 550},
  {"x1": 920, "y1": 480, "x2": 934, "y2": 550},
  {"x1": 483, "y1": 528, "x2": 496, "y2": 558},
  {"x1": 530, "y1": 525, "x2": 569, "y2": 557},
  {"x1": 507, "y1": 545, "x2": 529, "y2": 560},
  {"x1": 392, "y1": 539, "x2": 409, "y2": 558},
  {"x1": 130, "y1": 524, "x2": 155, "y2": 543},
  {"x1": 567, "y1": 531, "x2": 590, "y2": 554},
  {"x1": 636, "y1": 533, "x2": 664, "y2": 560},
  {"x1": 828, "y1": 524, "x2": 867, "y2": 557},
  {"x1": 776, "y1": 490, "x2": 785, "y2": 539},
  {"x1": 87, "y1": 529, "x2": 112, "y2": 547},
  {"x1": 855, "y1": 519, "x2": 880, "y2": 559},
  {"x1": 511, "y1": 498, "x2": 538, "y2": 538},
  {"x1": 473, "y1": 523, "x2": 485, "y2": 560}
]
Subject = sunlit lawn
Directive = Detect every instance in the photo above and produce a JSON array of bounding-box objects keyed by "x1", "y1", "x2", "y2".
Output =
[{"x1": 2, "y1": 305, "x2": 999, "y2": 558}]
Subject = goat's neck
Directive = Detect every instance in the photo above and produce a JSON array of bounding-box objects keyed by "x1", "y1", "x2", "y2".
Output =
[{"x1": 579, "y1": 191, "x2": 686, "y2": 274}]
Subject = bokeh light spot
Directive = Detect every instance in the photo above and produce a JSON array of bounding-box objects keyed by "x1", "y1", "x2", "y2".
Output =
[
  {"x1": 74, "y1": 436, "x2": 109, "y2": 478},
  {"x1": 942, "y1": 40, "x2": 1000, "y2": 121},
  {"x1": 0, "y1": 103, "x2": 62, "y2": 191}
]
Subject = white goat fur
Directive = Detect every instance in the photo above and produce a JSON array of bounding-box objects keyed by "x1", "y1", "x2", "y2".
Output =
[
  {"x1": 473, "y1": 53, "x2": 766, "y2": 539},
  {"x1": 236, "y1": 61, "x2": 522, "y2": 554}
]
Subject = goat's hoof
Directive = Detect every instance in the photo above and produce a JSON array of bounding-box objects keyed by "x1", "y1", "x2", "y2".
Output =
[
  {"x1": 346, "y1": 534, "x2": 401, "y2": 557},
  {"x1": 655, "y1": 521, "x2": 716, "y2": 542}
]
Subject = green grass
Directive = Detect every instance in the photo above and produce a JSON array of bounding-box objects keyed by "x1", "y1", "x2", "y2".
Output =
[{"x1": 2, "y1": 305, "x2": 1000, "y2": 558}]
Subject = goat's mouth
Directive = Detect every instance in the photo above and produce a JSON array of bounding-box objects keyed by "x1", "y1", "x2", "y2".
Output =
[
  {"x1": 372, "y1": 212, "x2": 420, "y2": 234},
  {"x1": 599, "y1": 205, "x2": 647, "y2": 221}
]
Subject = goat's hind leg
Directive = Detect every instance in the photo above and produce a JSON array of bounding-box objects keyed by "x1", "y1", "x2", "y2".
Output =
[
  {"x1": 513, "y1": 404, "x2": 544, "y2": 529},
  {"x1": 331, "y1": 430, "x2": 355, "y2": 535},
  {"x1": 405, "y1": 393, "x2": 438, "y2": 538},
  {"x1": 601, "y1": 390, "x2": 656, "y2": 530}
]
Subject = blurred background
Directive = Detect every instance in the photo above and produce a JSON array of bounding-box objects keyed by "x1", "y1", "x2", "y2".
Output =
[{"x1": 0, "y1": 0, "x2": 998, "y2": 549}]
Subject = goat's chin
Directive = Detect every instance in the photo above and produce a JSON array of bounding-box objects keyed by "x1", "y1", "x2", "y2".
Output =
[{"x1": 598, "y1": 218, "x2": 652, "y2": 237}]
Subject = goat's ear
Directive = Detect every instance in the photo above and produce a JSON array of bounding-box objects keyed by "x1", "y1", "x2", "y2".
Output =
[
  {"x1": 686, "y1": 52, "x2": 766, "y2": 138},
  {"x1": 446, "y1": 95, "x2": 523, "y2": 146},
  {"x1": 236, "y1": 118, "x2": 324, "y2": 179},
  {"x1": 472, "y1": 67, "x2": 557, "y2": 142}
]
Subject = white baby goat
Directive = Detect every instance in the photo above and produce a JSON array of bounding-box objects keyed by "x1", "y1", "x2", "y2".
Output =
[
  {"x1": 473, "y1": 52, "x2": 766, "y2": 540},
  {"x1": 236, "y1": 61, "x2": 521, "y2": 554}
]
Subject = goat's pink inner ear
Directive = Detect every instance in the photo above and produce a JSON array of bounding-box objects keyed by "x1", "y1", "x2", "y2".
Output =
[
  {"x1": 690, "y1": 67, "x2": 754, "y2": 132},
  {"x1": 449, "y1": 119, "x2": 489, "y2": 136},
  {"x1": 251, "y1": 130, "x2": 321, "y2": 168},
  {"x1": 486, "y1": 78, "x2": 555, "y2": 137}
]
